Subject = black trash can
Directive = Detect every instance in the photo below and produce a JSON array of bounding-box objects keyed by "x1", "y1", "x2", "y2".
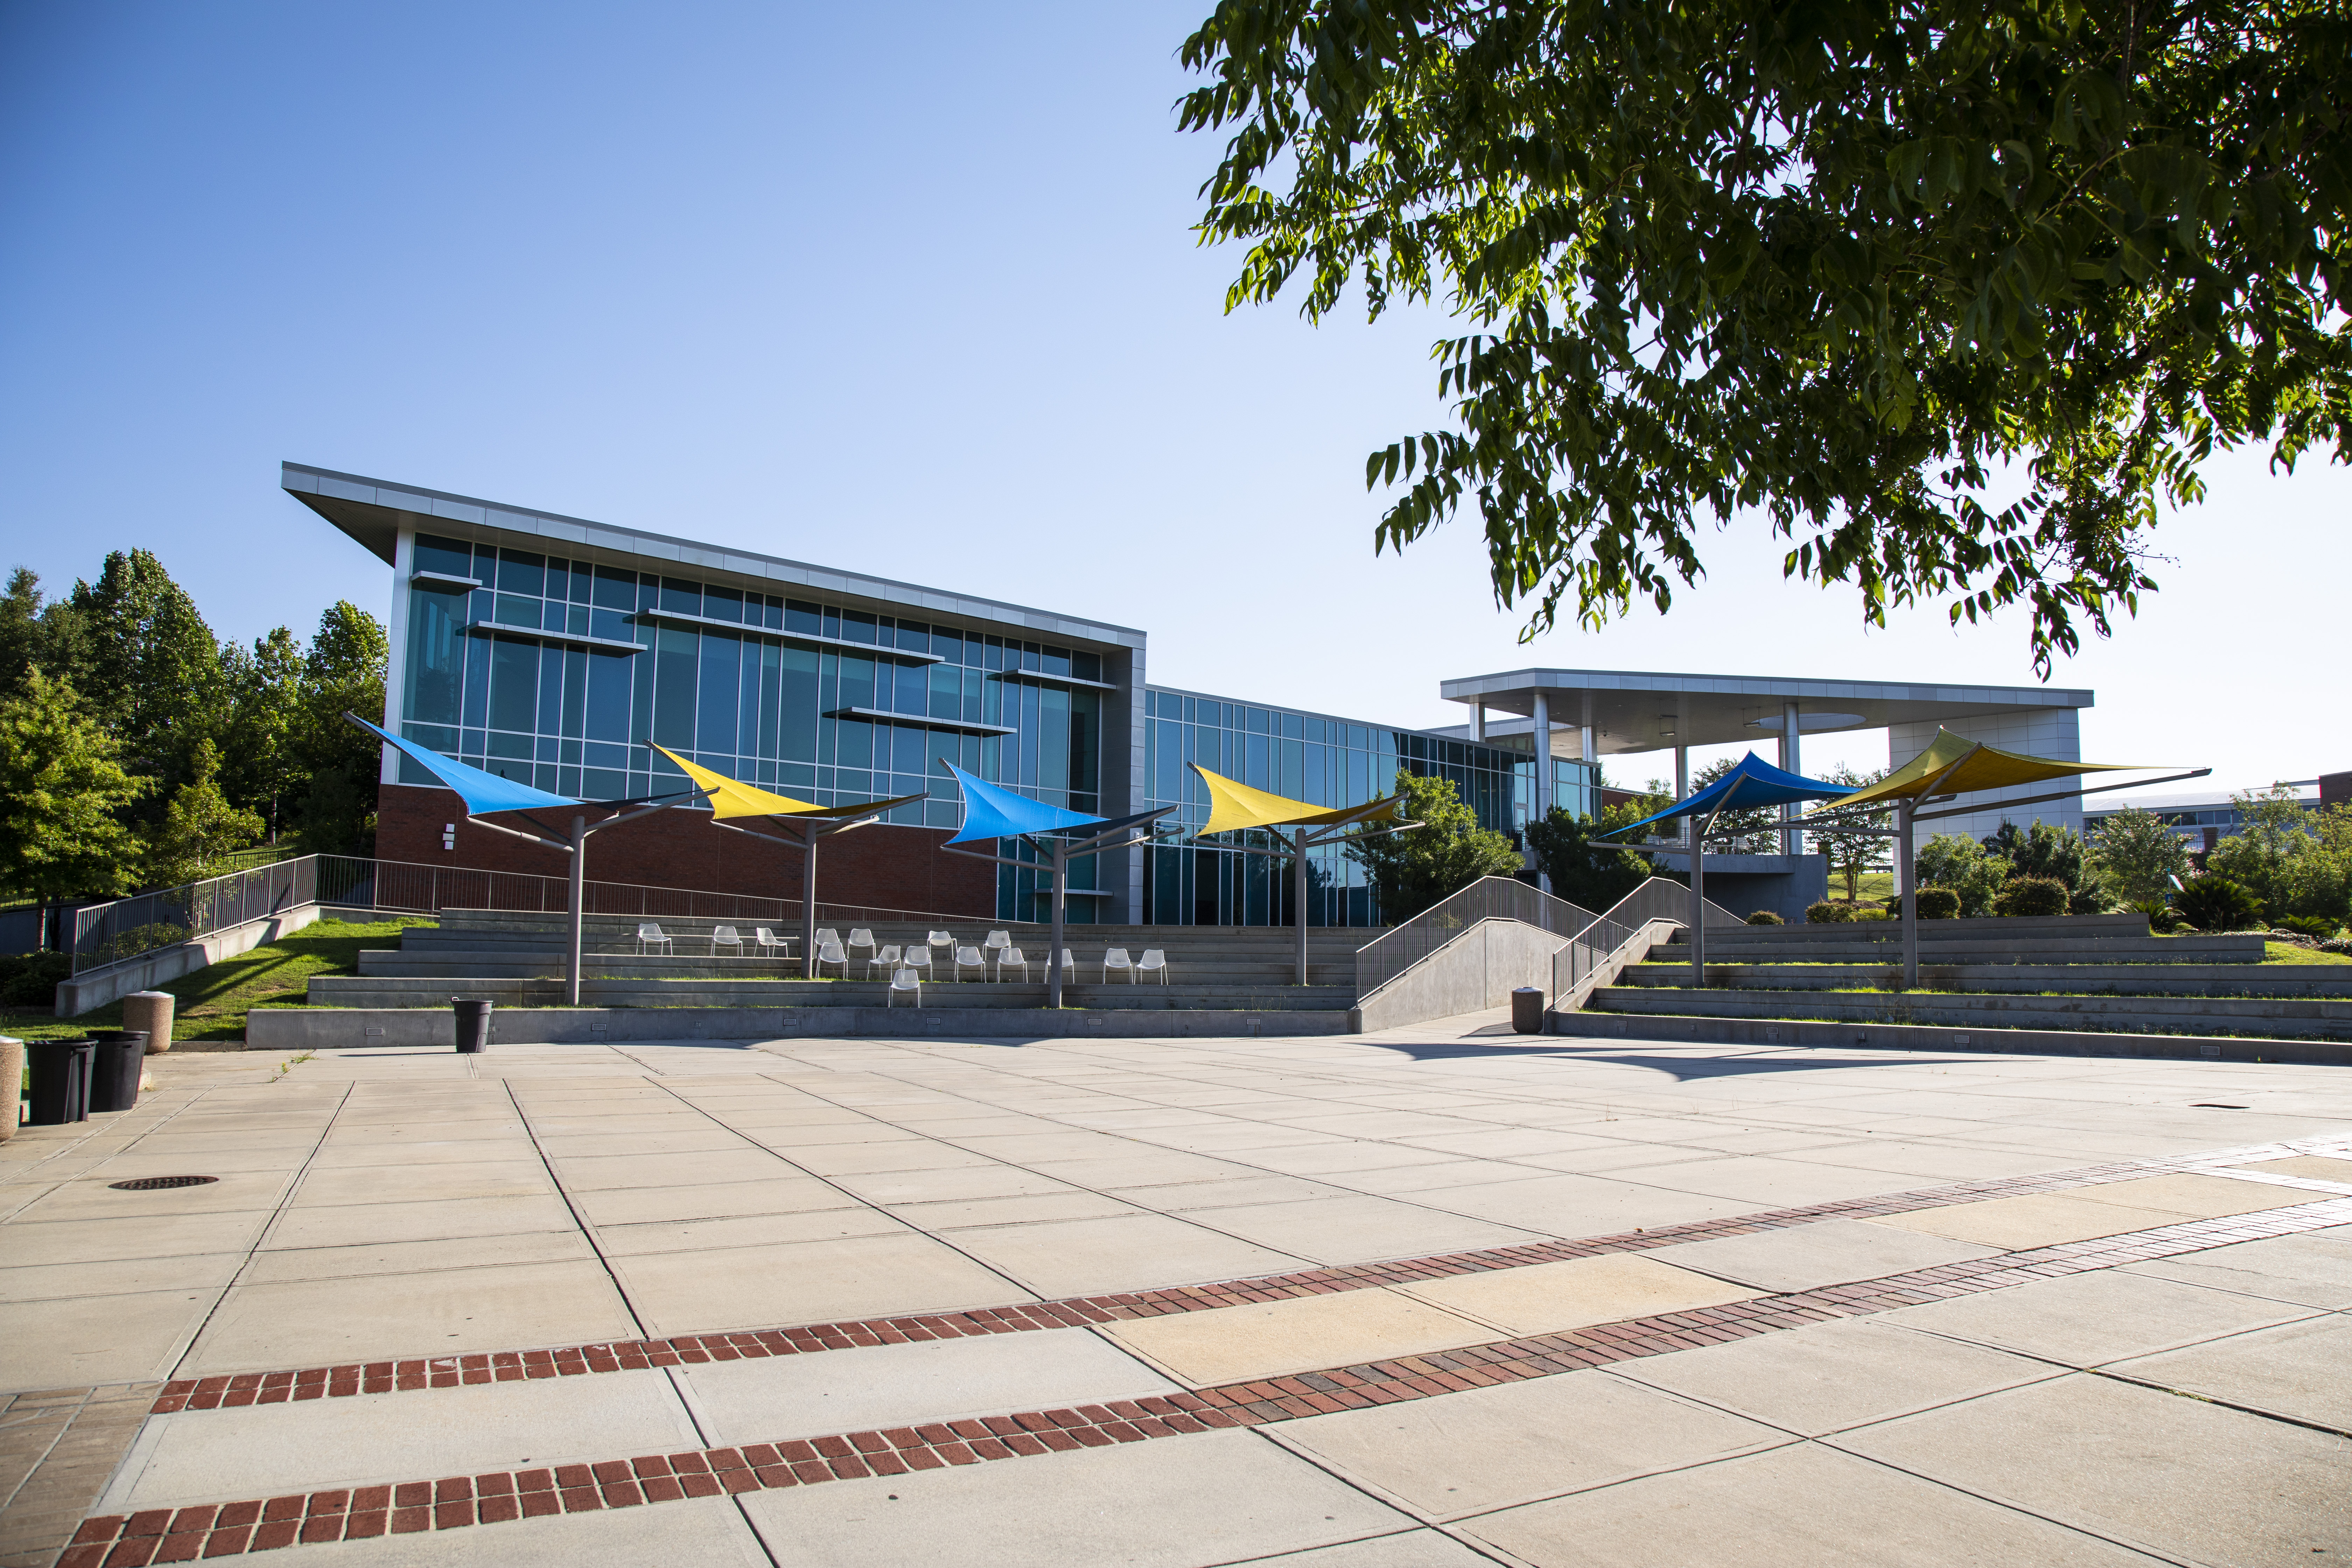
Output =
[
  {"x1": 453, "y1": 999, "x2": 493, "y2": 1054},
  {"x1": 87, "y1": 1031, "x2": 148, "y2": 1113},
  {"x1": 27, "y1": 1040, "x2": 96, "y2": 1125},
  {"x1": 1511, "y1": 986, "x2": 1547, "y2": 1035}
]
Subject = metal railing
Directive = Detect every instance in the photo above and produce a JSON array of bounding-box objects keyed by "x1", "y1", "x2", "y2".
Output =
[
  {"x1": 66, "y1": 853, "x2": 982, "y2": 974},
  {"x1": 1354, "y1": 876, "x2": 1600, "y2": 998},
  {"x1": 1552, "y1": 876, "x2": 1742, "y2": 998}
]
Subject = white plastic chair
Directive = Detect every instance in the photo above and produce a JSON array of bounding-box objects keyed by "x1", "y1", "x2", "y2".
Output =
[
  {"x1": 925, "y1": 929, "x2": 953, "y2": 953},
  {"x1": 1055, "y1": 948, "x2": 1076, "y2": 979},
  {"x1": 753, "y1": 926, "x2": 794, "y2": 961},
  {"x1": 709, "y1": 925, "x2": 742, "y2": 958},
  {"x1": 1102, "y1": 947, "x2": 1134, "y2": 983},
  {"x1": 952, "y1": 944, "x2": 986, "y2": 982},
  {"x1": 887, "y1": 967, "x2": 922, "y2": 1008},
  {"x1": 813, "y1": 939, "x2": 848, "y2": 979},
  {"x1": 814, "y1": 926, "x2": 840, "y2": 950},
  {"x1": 995, "y1": 946, "x2": 1030, "y2": 982},
  {"x1": 636, "y1": 923, "x2": 673, "y2": 956},
  {"x1": 901, "y1": 945, "x2": 935, "y2": 983},
  {"x1": 847, "y1": 928, "x2": 876, "y2": 965},
  {"x1": 1136, "y1": 948, "x2": 1169, "y2": 984},
  {"x1": 864, "y1": 943, "x2": 903, "y2": 981},
  {"x1": 983, "y1": 930, "x2": 1011, "y2": 955}
]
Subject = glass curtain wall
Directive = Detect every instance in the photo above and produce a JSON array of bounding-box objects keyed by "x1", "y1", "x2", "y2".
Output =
[
  {"x1": 1139, "y1": 688, "x2": 1594, "y2": 928},
  {"x1": 398, "y1": 533, "x2": 1106, "y2": 918}
]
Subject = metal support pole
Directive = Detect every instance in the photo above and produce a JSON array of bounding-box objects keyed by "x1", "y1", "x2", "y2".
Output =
[
  {"x1": 1690, "y1": 839, "x2": 1706, "y2": 987},
  {"x1": 1674, "y1": 746, "x2": 1689, "y2": 844},
  {"x1": 566, "y1": 815, "x2": 587, "y2": 1006},
  {"x1": 1781, "y1": 700, "x2": 1802, "y2": 856},
  {"x1": 1294, "y1": 826, "x2": 1310, "y2": 986},
  {"x1": 1530, "y1": 690, "x2": 1552, "y2": 894},
  {"x1": 1469, "y1": 705, "x2": 1485, "y2": 742},
  {"x1": 1048, "y1": 841, "x2": 1068, "y2": 1010},
  {"x1": 1898, "y1": 797, "x2": 1918, "y2": 991},
  {"x1": 800, "y1": 831, "x2": 818, "y2": 979}
]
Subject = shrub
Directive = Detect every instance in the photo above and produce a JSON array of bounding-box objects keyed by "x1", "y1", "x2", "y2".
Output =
[
  {"x1": 2128, "y1": 896, "x2": 2184, "y2": 934},
  {"x1": 0, "y1": 950, "x2": 70, "y2": 1008},
  {"x1": 1805, "y1": 901, "x2": 1854, "y2": 924},
  {"x1": 2277, "y1": 913, "x2": 2341, "y2": 941},
  {"x1": 1995, "y1": 875, "x2": 2071, "y2": 918},
  {"x1": 1886, "y1": 886, "x2": 1963, "y2": 920},
  {"x1": 1745, "y1": 909, "x2": 1785, "y2": 925},
  {"x1": 1853, "y1": 906, "x2": 1893, "y2": 921},
  {"x1": 2174, "y1": 876, "x2": 2264, "y2": 932}
]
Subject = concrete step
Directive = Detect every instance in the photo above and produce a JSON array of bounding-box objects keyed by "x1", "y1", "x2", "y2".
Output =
[
  {"x1": 1620, "y1": 963, "x2": 2352, "y2": 998},
  {"x1": 1667, "y1": 936, "x2": 2266, "y2": 965},
  {"x1": 1586, "y1": 985, "x2": 2352, "y2": 1039},
  {"x1": 353, "y1": 950, "x2": 1363, "y2": 986},
  {"x1": 305, "y1": 975, "x2": 1355, "y2": 1011}
]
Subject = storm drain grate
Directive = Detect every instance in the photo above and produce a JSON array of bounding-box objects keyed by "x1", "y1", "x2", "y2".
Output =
[{"x1": 107, "y1": 1175, "x2": 219, "y2": 1190}]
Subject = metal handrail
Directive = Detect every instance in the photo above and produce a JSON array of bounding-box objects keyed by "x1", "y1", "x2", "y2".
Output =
[
  {"x1": 1551, "y1": 876, "x2": 1740, "y2": 999},
  {"x1": 1353, "y1": 876, "x2": 1600, "y2": 998}
]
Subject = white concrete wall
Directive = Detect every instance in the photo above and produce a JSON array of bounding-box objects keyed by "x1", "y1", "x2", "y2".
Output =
[
  {"x1": 55, "y1": 905, "x2": 325, "y2": 1017},
  {"x1": 1354, "y1": 918, "x2": 1567, "y2": 1033},
  {"x1": 1891, "y1": 708, "x2": 2083, "y2": 848}
]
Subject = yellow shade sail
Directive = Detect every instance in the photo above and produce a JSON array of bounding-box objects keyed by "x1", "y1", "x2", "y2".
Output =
[
  {"x1": 650, "y1": 744, "x2": 904, "y2": 820},
  {"x1": 1812, "y1": 729, "x2": 2144, "y2": 814},
  {"x1": 1192, "y1": 764, "x2": 1401, "y2": 836}
]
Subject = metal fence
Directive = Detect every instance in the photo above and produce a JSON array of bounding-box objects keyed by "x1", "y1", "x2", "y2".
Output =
[
  {"x1": 1354, "y1": 876, "x2": 1601, "y2": 999},
  {"x1": 1552, "y1": 876, "x2": 1740, "y2": 997},
  {"x1": 67, "y1": 853, "x2": 980, "y2": 975}
]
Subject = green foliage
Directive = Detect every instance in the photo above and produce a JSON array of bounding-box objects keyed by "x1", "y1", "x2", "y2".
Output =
[
  {"x1": 1806, "y1": 900, "x2": 1854, "y2": 924},
  {"x1": 2207, "y1": 788, "x2": 2350, "y2": 922},
  {"x1": 1981, "y1": 820, "x2": 2105, "y2": 912},
  {"x1": 0, "y1": 950, "x2": 69, "y2": 1007},
  {"x1": 2174, "y1": 875, "x2": 2264, "y2": 932},
  {"x1": 1345, "y1": 769, "x2": 1523, "y2": 920},
  {"x1": 67, "y1": 550, "x2": 226, "y2": 816},
  {"x1": 2278, "y1": 913, "x2": 2342, "y2": 940},
  {"x1": 1995, "y1": 874, "x2": 2071, "y2": 917},
  {"x1": 220, "y1": 626, "x2": 305, "y2": 843},
  {"x1": 1812, "y1": 765, "x2": 1892, "y2": 901},
  {"x1": 2127, "y1": 895, "x2": 2186, "y2": 933},
  {"x1": 291, "y1": 602, "x2": 388, "y2": 855},
  {"x1": 1745, "y1": 910, "x2": 1785, "y2": 925},
  {"x1": 2090, "y1": 805, "x2": 2194, "y2": 905},
  {"x1": 145, "y1": 737, "x2": 265, "y2": 888},
  {"x1": 0, "y1": 670, "x2": 146, "y2": 901},
  {"x1": 1889, "y1": 886, "x2": 1963, "y2": 920},
  {"x1": 1180, "y1": 1, "x2": 2352, "y2": 671},
  {"x1": 1524, "y1": 805, "x2": 1668, "y2": 913},
  {"x1": 1916, "y1": 833, "x2": 2008, "y2": 917}
]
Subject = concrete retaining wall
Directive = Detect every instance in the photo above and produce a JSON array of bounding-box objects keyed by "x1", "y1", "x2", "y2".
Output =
[
  {"x1": 1547, "y1": 1008, "x2": 2352, "y2": 1066},
  {"x1": 1589, "y1": 986, "x2": 2352, "y2": 1038},
  {"x1": 55, "y1": 906, "x2": 326, "y2": 1017},
  {"x1": 243, "y1": 1005, "x2": 1359, "y2": 1048},
  {"x1": 1356, "y1": 918, "x2": 1567, "y2": 1033}
]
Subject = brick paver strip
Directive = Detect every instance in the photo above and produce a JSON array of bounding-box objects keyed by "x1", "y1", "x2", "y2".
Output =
[
  {"x1": 143, "y1": 1134, "x2": 2352, "y2": 1418},
  {"x1": 66, "y1": 1189, "x2": 2352, "y2": 1563}
]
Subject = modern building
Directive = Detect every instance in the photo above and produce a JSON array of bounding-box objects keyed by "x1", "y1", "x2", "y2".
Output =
[
  {"x1": 290, "y1": 463, "x2": 2107, "y2": 927},
  {"x1": 2085, "y1": 781, "x2": 2326, "y2": 852}
]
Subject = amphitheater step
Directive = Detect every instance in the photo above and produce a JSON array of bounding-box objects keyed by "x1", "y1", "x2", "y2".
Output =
[{"x1": 1585, "y1": 984, "x2": 2352, "y2": 1039}]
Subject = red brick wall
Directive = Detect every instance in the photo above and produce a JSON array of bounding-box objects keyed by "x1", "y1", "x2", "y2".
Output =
[{"x1": 376, "y1": 783, "x2": 997, "y2": 917}]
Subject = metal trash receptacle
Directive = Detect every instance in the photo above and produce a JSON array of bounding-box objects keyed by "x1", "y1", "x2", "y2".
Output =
[
  {"x1": 88, "y1": 1031, "x2": 148, "y2": 1112},
  {"x1": 453, "y1": 999, "x2": 492, "y2": 1054},
  {"x1": 1510, "y1": 987, "x2": 1546, "y2": 1035},
  {"x1": 27, "y1": 1040, "x2": 96, "y2": 1124}
]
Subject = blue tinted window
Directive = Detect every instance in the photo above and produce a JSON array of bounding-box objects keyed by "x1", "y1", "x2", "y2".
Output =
[
  {"x1": 841, "y1": 610, "x2": 876, "y2": 645},
  {"x1": 698, "y1": 634, "x2": 741, "y2": 756},
  {"x1": 413, "y1": 534, "x2": 474, "y2": 580},
  {"x1": 702, "y1": 586, "x2": 742, "y2": 623},
  {"x1": 489, "y1": 639, "x2": 538, "y2": 732},
  {"x1": 778, "y1": 646, "x2": 818, "y2": 762},
  {"x1": 497, "y1": 550, "x2": 545, "y2": 597},
  {"x1": 660, "y1": 578, "x2": 700, "y2": 615},
  {"x1": 786, "y1": 600, "x2": 822, "y2": 636},
  {"x1": 404, "y1": 587, "x2": 467, "y2": 724},
  {"x1": 653, "y1": 629, "x2": 698, "y2": 747},
  {"x1": 593, "y1": 566, "x2": 636, "y2": 611}
]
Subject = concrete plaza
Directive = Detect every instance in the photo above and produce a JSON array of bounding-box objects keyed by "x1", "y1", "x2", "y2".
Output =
[{"x1": 4, "y1": 1017, "x2": 2350, "y2": 1567}]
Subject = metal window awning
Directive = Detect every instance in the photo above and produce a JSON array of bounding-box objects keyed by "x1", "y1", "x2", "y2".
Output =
[
  {"x1": 464, "y1": 620, "x2": 646, "y2": 656},
  {"x1": 633, "y1": 606, "x2": 945, "y2": 663},
  {"x1": 827, "y1": 707, "x2": 1016, "y2": 736}
]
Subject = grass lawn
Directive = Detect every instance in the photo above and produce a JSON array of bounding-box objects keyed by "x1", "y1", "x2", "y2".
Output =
[
  {"x1": 0, "y1": 917, "x2": 435, "y2": 1045},
  {"x1": 2267, "y1": 941, "x2": 2352, "y2": 966}
]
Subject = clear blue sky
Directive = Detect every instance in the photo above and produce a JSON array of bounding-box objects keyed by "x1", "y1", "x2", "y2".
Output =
[{"x1": 3, "y1": 1, "x2": 2344, "y2": 796}]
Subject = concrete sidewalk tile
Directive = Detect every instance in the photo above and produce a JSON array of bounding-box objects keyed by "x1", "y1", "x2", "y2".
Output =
[
  {"x1": 10, "y1": 1172, "x2": 294, "y2": 1223},
  {"x1": 1177, "y1": 1195, "x2": 1543, "y2": 1266},
  {"x1": 1219, "y1": 1528, "x2": 1498, "y2": 1565},
  {"x1": 547, "y1": 1150, "x2": 801, "y2": 1191},
  {"x1": 240, "y1": 1231, "x2": 596, "y2": 1285},
  {"x1": 1100, "y1": 1175, "x2": 1345, "y2": 1213},
  {"x1": 0, "y1": 1212, "x2": 270, "y2": 1268},
  {"x1": 1237, "y1": 1144, "x2": 1468, "y2": 1177},
  {"x1": 1644, "y1": 1219, "x2": 2000, "y2": 1294},
  {"x1": 180, "y1": 1260, "x2": 637, "y2": 1374},
  {"x1": 1334, "y1": 1161, "x2": 1543, "y2": 1195},
  {"x1": 676, "y1": 1326, "x2": 1178, "y2": 1447},
  {"x1": 568, "y1": 1177, "x2": 852, "y2": 1227},
  {"x1": 1406, "y1": 1172, "x2": 1751, "y2": 1237},
  {"x1": 879, "y1": 1192, "x2": 1140, "y2": 1231},
  {"x1": 261, "y1": 1196, "x2": 579, "y2": 1251},
  {"x1": 0, "y1": 1288, "x2": 218, "y2": 1390},
  {"x1": 1879, "y1": 1268, "x2": 2318, "y2": 1368},
  {"x1": 1400, "y1": 1253, "x2": 1764, "y2": 1338},
  {"x1": 105, "y1": 1368, "x2": 701, "y2": 1511},
  {"x1": 2110, "y1": 1316, "x2": 2352, "y2": 1431},
  {"x1": 290, "y1": 1162, "x2": 553, "y2": 1208},
  {"x1": 1020, "y1": 1152, "x2": 1259, "y2": 1189},
  {"x1": 1100, "y1": 1286, "x2": 1491, "y2": 1386},
  {"x1": 305, "y1": 1139, "x2": 542, "y2": 1170},
  {"x1": 592, "y1": 1206, "x2": 906, "y2": 1256},
  {"x1": 937, "y1": 1213, "x2": 1311, "y2": 1299},
  {"x1": 1611, "y1": 1316, "x2": 2061, "y2": 1435},
  {"x1": 1607, "y1": 1155, "x2": 1920, "y2": 1207},
  {"x1": 0, "y1": 1253, "x2": 245, "y2": 1306},
  {"x1": 1280, "y1": 1367, "x2": 1785, "y2": 1518},
  {"x1": 1833, "y1": 1373, "x2": 2352, "y2": 1564},
  {"x1": 826, "y1": 1167, "x2": 1076, "y2": 1205},
  {"x1": 739, "y1": 1428, "x2": 1414, "y2": 1566},
  {"x1": 2120, "y1": 1226, "x2": 2352, "y2": 1309},
  {"x1": 2243, "y1": 1155, "x2": 2352, "y2": 1185},
  {"x1": 1865, "y1": 1191, "x2": 2185, "y2": 1250},
  {"x1": 1463, "y1": 1437, "x2": 2161, "y2": 1567},
  {"x1": 608, "y1": 1231, "x2": 1031, "y2": 1335},
  {"x1": 785, "y1": 1142, "x2": 1005, "y2": 1177},
  {"x1": 2076, "y1": 1172, "x2": 2320, "y2": 1219}
]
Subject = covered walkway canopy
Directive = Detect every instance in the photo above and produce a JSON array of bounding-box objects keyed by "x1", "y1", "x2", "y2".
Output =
[{"x1": 1188, "y1": 765, "x2": 1408, "y2": 983}]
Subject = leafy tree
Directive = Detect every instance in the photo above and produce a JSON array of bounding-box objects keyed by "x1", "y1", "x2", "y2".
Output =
[
  {"x1": 1346, "y1": 769, "x2": 1522, "y2": 920},
  {"x1": 0, "y1": 670, "x2": 147, "y2": 901},
  {"x1": 145, "y1": 737, "x2": 265, "y2": 887},
  {"x1": 68, "y1": 549, "x2": 224, "y2": 812},
  {"x1": 1525, "y1": 806, "x2": 1670, "y2": 913},
  {"x1": 1981, "y1": 818, "x2": 2106, "y2": 911},
  {"x1": 1915, "y1": 832, "x2": 2009, "y2": 917},
  {"x1": 291, "y1": 602, "x2": 389, "y2": 854},
  {"x1": 0, "y1": 567, "x2": 87, "y2": 703},
  {"x1": 2089, "y1": 804, "x2": 2193, "y2": 905},
  {"x1": 1180, "y1": 2, "x2": 2352, "y2": 670},
  {"x1": 222, "y1": 626, "x2": 306, "y2": 842},
  {"x1": 2208, "y1": 784, "x2": 2330, "y2": 918},
  {"x1": 2174, "y1": 874, "x2": 2264, "y2": 932},
  {"x1": 1688, "y1": 757, "x2": 1783, "y2": 854},
  {"x1": 1812, "y1": 764, "x2": 1893, "y2": 901},
  {"x1": 2287, "y1": 804, "x2": 2352, "y2": 924}
]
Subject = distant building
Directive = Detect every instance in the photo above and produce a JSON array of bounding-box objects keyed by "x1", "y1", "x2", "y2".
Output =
[{"x1": 2085, "y1": 782, "x2": 2325, "y2": 853}]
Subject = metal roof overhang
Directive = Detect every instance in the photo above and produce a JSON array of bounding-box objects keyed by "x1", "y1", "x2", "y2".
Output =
[{"x1": 1438, "y1": 667, "x2": 2093, "y2": 758}]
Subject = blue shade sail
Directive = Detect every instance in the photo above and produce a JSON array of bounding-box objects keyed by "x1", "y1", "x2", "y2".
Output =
[
  {"x1": 349, "y1": 715, "x2": 583, "y2": 815},
  {"x1": 942, "y1": 762, "x2": 1106, "y2": 845},
  {"x1": 1604, "y1": 752, "x2": 1855, "y2": 839}
]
